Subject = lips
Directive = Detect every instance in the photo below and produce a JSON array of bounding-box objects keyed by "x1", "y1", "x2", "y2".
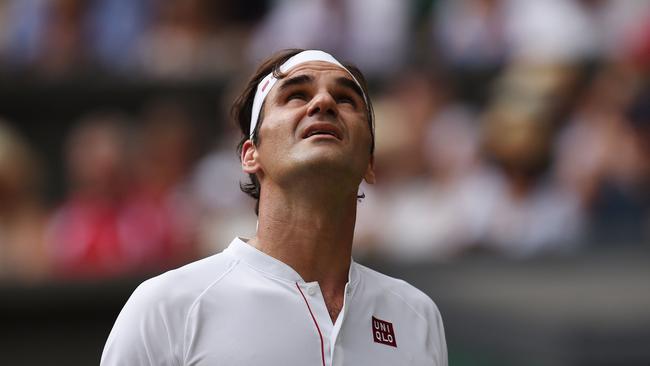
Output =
[{"x1": 301, "y1": 123, "x2": 342, "y2": 140}]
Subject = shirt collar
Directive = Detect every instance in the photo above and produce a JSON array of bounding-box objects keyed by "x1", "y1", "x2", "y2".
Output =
[{"x1": 225, "y1": 237, "x2": 360, "y2": 288}]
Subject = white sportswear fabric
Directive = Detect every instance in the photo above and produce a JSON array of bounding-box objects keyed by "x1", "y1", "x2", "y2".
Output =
[{"x1": 101, "y1": 237, "x2": 447, "y2": 366}]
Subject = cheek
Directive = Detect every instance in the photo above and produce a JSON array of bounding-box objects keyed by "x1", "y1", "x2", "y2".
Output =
[
  {"x1": 351, "y1": 120, "x2": 373, "y2": 150},
  {"x1": 264, "y1": 127, "x2": 292, "y2": 150},
  {"x1": 260, "y1": 106, "x2": 303, "y2": 136},
  {"x1": 256, "y1": 116, "x2": 300, "y2": 159}
]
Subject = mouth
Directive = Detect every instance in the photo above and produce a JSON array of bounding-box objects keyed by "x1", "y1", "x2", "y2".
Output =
[{"x1": 301, "y1": 123, "x2": 342, "y2": 140}]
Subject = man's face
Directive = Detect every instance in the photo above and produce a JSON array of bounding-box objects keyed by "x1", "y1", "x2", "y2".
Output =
[{"x1": 242, "y1": 61, "x2": 375, "y2": 190}]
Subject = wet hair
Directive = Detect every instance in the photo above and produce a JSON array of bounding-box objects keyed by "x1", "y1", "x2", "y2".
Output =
[{"x1": 231, "y1": 49, "x2": 375, "y2": 215}]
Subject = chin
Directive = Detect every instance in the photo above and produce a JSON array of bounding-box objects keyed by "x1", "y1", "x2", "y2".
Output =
[
  {"x1": 285, "y1": 142, "x2": 369, "y2": 178},
  {"x1": 303, "y1": 152, "x2": 346, "y2": 169},
  {"x1": 290, "y1": 148, "x2": 351, "y2": 174}
]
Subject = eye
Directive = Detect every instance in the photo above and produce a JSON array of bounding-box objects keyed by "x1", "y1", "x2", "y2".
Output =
[
  {"x1": 336, "y1": 94, "x2": 357, "y2": 106},
  {"x1": 287, "y1": 92, "x2": 306, "y2": 102}
]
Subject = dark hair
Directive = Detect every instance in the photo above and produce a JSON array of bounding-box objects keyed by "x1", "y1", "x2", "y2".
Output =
[{"x1": 232, "y1": 49, "x2": 375, "y2": 214}]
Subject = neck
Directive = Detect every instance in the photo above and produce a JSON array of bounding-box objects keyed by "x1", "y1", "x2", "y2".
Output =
[{"x1": 250, "y1": 183, "x2": 357, "y2": 290}]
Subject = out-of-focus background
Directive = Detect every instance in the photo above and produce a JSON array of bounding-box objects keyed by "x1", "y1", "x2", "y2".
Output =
[{"x1": 0, "y1": 0, "x2": 648, "y2": 364}]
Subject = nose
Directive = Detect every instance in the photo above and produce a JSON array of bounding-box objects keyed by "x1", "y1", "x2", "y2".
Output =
[{"x1": 307, "y1": 91, "x2": 337, "y2": 118}]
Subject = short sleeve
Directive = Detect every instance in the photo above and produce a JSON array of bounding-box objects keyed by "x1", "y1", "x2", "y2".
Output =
[
  {"x1": 101, "y1": 279, "x2": 180, "y2": 366},
  {"x1": 427, "y1": 299, "x2": 448, "y2": 366}
]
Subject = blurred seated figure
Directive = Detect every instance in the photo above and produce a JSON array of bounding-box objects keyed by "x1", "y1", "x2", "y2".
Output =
[
  {"x1": 558, "y1": 74, "x2": 650, "y2": 245},
  {"x1": 623, "y1": 85, "x2": 650, "y2": 243},
  {"x1": 3, "y1": 0, "x2": 90, "y2": 76},
  {"x1": 46, "y1": 113, "x2": 132, "y2": 278},
  {"x1": 354, "y1": 71, "x2": 483, "y2": 261},
  {"x1": 590, "y1": 82, "x2": 650, "y2": 245},
  {"x1": 0, "y1": 120, "x2": 48, "y2": 281},
  {"x1": 189, "y1": 126, "x2": 257, "y2": 256},
  {"x1": 247, "y1": 0, "x2": 409, "y2": 78},
  {"x1": 503, "y1": 0, "x2": 598, "y2": 64},
  {"x1": 133, "y1": 0, "x2": 246, "y2": 79},
  {"x1": 85, "y1": 0, "x2": 148, "y2": 72},
  {"x1": 352, "y1": 71, "x2": 442, "y2": 259},
  {"x1": 119, "y1": 100, "x2": 200, "y2": 270},
  {"x1": 470, "y1": 87, "x2": 585, "y2": 257},
  {"x1": 48, "y1": 106, "x2": 201, "y2": 280},
  {"x1": 0, "y1": 1, "x2": 10, "y2": 62},
  {"x1": 431, "y1": 0, "x2": 509, "y2": 69}
]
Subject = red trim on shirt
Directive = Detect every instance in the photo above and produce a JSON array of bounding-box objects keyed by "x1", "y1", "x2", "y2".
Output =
[{"x1": 296, "y1": 282, "x2": 326, "y2": 366}]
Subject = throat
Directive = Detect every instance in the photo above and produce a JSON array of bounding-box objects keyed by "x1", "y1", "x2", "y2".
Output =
[
  {"x1": 328, "y1": 305, "x2": 341, "y2": 323},
  {"x1": 323, "y1": 292, "x2": 344, "y2": 323}
]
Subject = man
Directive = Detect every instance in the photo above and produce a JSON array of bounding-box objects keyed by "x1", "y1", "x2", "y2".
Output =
[{"x1": 101, "y1": 49, "x2": 447, "y2": 365}]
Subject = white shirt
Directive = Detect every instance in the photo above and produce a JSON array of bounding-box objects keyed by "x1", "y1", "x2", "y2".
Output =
[{"x1": 101, "y1": 238, "x2": 447, "y2": 366}]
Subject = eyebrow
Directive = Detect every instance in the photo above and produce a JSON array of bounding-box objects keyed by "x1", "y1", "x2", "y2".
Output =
[
  {"x1": 277, "y1": 74, "x2": 365, "y2": 100},
  {"x1": 277, "y1": 74, "x2": 314, "y2": 93},
  {"x1": 335, "y1": 77, "x2": 364, "y2": 100}
]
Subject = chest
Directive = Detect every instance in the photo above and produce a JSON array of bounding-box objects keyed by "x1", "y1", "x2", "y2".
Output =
[{"x1": 181, "y1": 284, "x2": 438, "y2": 366}]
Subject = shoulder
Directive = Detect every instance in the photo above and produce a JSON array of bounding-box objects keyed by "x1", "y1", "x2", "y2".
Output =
[
  {"x1": 355, "y1": 263, "x2": 442, "y2": 322},
  {"x1": 130, "y1": 250, "x2": 239, "y2": 312},
  {"x1": 101, "y1": 251, "x2": 239, "y2": 365},
  {"x1": 355, "y1": 263, "x2": 448, "y2": 365}
]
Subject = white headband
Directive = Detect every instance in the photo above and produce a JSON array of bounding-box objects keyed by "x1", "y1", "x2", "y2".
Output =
[{"x1": 249, "y1": 50, "x2": 369, "y2": 139}]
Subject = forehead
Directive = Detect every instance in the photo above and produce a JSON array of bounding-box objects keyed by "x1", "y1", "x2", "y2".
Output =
[{"x1": 281, "y1": 61, "x2": 353, "y2": 84}]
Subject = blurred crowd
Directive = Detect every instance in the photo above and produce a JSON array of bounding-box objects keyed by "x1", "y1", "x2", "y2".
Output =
[{"x1": 0, "y1": 0, "x2": 649, "y2": 282}]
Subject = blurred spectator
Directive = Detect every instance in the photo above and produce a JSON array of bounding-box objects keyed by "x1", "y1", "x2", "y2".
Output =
[
  {"x1": 353, "y1": 72, "x2": 443, "y2": 259},
  {"x1": 2, "y1": 0, "x2": 47, "y2": 69},
  {"x1": 47, "y1": 105, "x2": 202, "y2": 279},
  {"x1": 190, "y1": 131, "x2": 257, "y2": 255},
  {"x1": 623, "y1": 5, "x2": 650, "y2": 73},
  {"x1": 503, "y1": 0, "x2": 598, "y2": 64},
  {"x1": 355, "y1": 71, "x2": 483, "y2": 261},
  {"x1": 4, "y1": 0, "x2": 90, "y2": 76},
  {"x1": 471, "y1": 100, "x2": 585, "y2": 257},
  {"x1": 0, "y1": 120, "x2": 48, "y2": 281},
  {"x1": 558, "y1": 73, "x2": 650, "y2": 245},
  {"x1": 555, "y1": 66, "x2": 637, "y2": 208},
  {"x1": 119, "y1": 99, "x2": 201, "y2": 268},
  {"x1": 85, "y1": 0, "x2": 149, "y2": 72},
  {"x1": 555, "y1": 65, "x2": 650, "y2": 245},
  {"x1": 133, "y1": 0, "x2": 246, "y2": 79},
  {"x1": 624, "y1": 85, "x2": 650, "y2": 241},
  {"x1": 432, "y1": 0, "x2": 508, "y2": 69},
  {"x1": 581, "y1": 0, "x2": 650, "y2": 62},
  {"x1": 248, "y1": 0, "x2": 409, "y2": 77},
  {"x1": 46, "y1": 113, "x2": 132, "y2": 278},
  {"x1": 0, "y1": 1, "x2": 10, "y2": 64},
  {"x1": 374, "y1": 70, "x2": 449, "y2": 182}
]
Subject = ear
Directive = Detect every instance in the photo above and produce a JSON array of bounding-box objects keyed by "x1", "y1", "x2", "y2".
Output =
[
  {"x1": 241, "y1": 140, "x2": 261, "y2": 175},
  {"x1": 363, "y1": 155, "x2": 376, "y2": 184}
]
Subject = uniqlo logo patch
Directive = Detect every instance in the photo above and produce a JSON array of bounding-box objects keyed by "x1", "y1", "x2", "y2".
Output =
[{"x1": 372, "y1": 316, "x2": 397, "y2": 347}]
